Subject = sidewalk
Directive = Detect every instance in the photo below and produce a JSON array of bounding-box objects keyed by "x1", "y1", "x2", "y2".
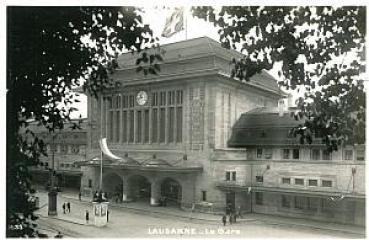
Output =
[{"x1": 36, "y1": 190, "x2": 365, "y2": 237}]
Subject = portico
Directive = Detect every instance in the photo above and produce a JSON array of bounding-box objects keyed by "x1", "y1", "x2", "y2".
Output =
[{"x1": 80, "y1": 155, "x2": 202, "y2": 208}]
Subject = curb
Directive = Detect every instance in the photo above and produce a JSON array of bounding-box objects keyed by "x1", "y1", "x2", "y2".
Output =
[
  {"x1": 36, "y1": 213, "x2": 87, "y2": 226},
  {"x1": 59, "y1": 194, "x2": 365, "y2": 236}
]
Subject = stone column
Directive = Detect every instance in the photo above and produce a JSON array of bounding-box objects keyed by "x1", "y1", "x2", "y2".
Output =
[
  {"x1": 150, "y1": 181, "x2": 161, "y2": 206},
  {"x1": 122, "y1": 177, "x2": 130, "y2": 202}
]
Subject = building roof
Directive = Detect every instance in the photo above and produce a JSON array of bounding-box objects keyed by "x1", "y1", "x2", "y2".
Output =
[
  {"x1": 115, "y1": 36, "x2": 283, "y2": 95},
  {"x1": 228, "y1": 107, "x2": 320, "y2": 147}
]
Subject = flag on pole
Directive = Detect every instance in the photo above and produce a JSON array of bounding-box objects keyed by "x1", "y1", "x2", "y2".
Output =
[
  {"x1": 99, "y1": 138, "x2": 121, "y2": 160},
  {"x1": 161, "y1": 7, "x2": 185, "y2": 38}
]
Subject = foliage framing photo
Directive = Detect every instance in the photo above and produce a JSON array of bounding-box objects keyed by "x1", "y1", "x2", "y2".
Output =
[{"x1": 6, "y1": 6, "x2": 366, "y2": 237}]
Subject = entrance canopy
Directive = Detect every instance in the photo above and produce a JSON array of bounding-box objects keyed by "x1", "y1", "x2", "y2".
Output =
[{"x1": 78, "y1": 154, "x2": 203, "y2": 173}]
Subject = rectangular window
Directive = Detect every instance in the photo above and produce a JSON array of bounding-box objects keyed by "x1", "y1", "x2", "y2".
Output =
[
  {"x1": 307, "y1": 197, "x2": 318, "y2": 211},
  {"x1": 144, "y1": 110, "x2": 150, "y2": 143},
  {"x1": 129, "y1": 110, "x2": 134, "y2": 142},
  {"x1": 129, "y1": 95, "x2": 135, "y2": 108},
  {"x1": 108, "y1": 111, "x2": 114, "y2": 142},
  {"x1": 322, "y1": 150, "x2": 331, "y2": 160},
  {"x1": 321, "y1": 198, "x2": 331, "y2": 212},
  {"x1": 356, "y1": 150, "x2": 365, "y2": 161},
  {"x1": 256, "y1": 149, "x2": 263, "y2": 159},
  {"x1": 160, "y1": 92, "x2": 166, "y2": 106},
  {"x1": 202, "y1": 191, "x2": 207, "y2": 201},
  {"x1": 311, "y1": 149, "x2": 321, "y2": 160},
  {"x1": 265, "y1": 148, "x2": 272, "y2": 159},
  {"x1": 282, "y1": 178, "x2": 291, "y2": 184},
  {"x1": 137, "y1": 111, "x2": 142, "y2": 143},
  {"x1": 152, "y1": 109, "x2": 158, "y2": 143},
  {"x1": 294, "y1": 196, "x2": 304, "y2": 209},
  {"x1": 168, "y1": 107, "x2": 175, "y2": 142},
  {"x1": 308, "y1": 179, "x2": 318, "y2": 186},
  {"x1": 225, "y1": 172, "x2": 231, "y2": 181},
  {"x1": 168, "y1": 91, "x2": 175, "y2": 105},
  {"x1": 152, "y1": 92, "x2": 158, "y2": 106},
  {"x1": 117, "y1": 95, "x2": 121, "y2": 108},
  {"x1": 122, "y1": 111, "x2": 127, "y2": 143},
  {"x1": 88, "y1": 179, "x2": 92, "y2": 188},
  {"x1": 176, "y1": 90, "x2": 183, "y2": 105},
  {"x1": 256, "y1": 176, "x2": 264, "y2": 183},
  {"x1": 283, "y1": 149, "x2": 290, "y2": 159},
  {"x1": 159, "y1": 108, "x2": 166, "y2": 143},
  {"x1": 281, "y1": 195, "x2": 290, "y2": 208},
  {"x1": 176, "y1": 107, "x2": 182, "y2": 142},
  {"x1": 123, "y1": 95, "x2": 128, "y2": 108},
  {"x1": 294, "y1": 178, "x2": 304, "y2": 185},
  {"x1": 255, "y1": 192, "x2": 263, "y2": 205},
  {"x1": 292, "y1": 149, "x2": 300, "y2": 159},
  {"x1": 344, "y1": 150, "x2": 353, "y2": 160},
  {"x1": 115, "y1": 111, "x2": 120, "y2": 142},
  {"x1": 231, "y1": 172, "x2": 236, "y2": 181},
  {"x1": 322, "y1": 180, "x2": 332, "y2": 187}
]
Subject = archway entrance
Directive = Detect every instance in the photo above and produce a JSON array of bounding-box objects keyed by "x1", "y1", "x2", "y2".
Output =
[
  {"x1": 102, "y1": 172, "x2": 123, "y2": 201},
  {"x1": 129, "y1": 175, "x2": 151, "y2": 202},
  {"x1": 161, "y1": 178, "x2": 182, "y2": 207}
]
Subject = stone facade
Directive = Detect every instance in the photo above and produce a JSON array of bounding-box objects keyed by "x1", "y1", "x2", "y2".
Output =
[
  {"x1": 81, "y1": 37, "x2": 365, "y2": 226},
  {"x1": 27, "y1": 119, "x2": 87, "y2": 189}
]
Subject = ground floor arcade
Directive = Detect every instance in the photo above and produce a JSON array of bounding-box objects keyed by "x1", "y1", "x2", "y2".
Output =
[{"x1": 81, "y1": 164, "x2": 202, "y2": 209}]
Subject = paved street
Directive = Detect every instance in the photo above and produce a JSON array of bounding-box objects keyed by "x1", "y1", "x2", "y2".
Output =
[{"x1": 35, "y1": 190, "x2": 364, "y2": 238}]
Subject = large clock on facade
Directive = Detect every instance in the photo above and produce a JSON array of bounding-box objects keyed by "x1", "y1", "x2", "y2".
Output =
[{"x1": 136, "y1": 91, "x2": 148, "y2": 105}]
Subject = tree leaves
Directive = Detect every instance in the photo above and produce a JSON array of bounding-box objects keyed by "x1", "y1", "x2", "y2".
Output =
[
  {"x1": 7, "y1": 6, "x2": 159, "y2": 237},
  {"x1": 192, "y1": 6, "x2": 366, "y2": 151}
]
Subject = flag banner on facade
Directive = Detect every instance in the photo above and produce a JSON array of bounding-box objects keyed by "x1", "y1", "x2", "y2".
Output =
[
  {"x1": 161, "y1": 7, "x2": 184, "y2": 38},
  {"x1": 99, "y1": 138, "x2": 121, "y2": 160}
]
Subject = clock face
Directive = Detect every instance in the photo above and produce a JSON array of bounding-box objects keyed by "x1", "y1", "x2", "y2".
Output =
[{"x1": 136, "y1": 91, "x2": 148, "y2": 105}]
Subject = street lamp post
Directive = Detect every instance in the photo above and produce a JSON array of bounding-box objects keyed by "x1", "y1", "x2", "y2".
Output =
[{"x1": 48, "y1": 133, "x2": 58, "y2": 216}]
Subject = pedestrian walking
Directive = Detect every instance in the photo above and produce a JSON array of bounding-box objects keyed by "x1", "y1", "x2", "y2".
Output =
[
  {"x1": 85, "y1": 210, "x2": 89, "y2": 224},
  {"x1": 222, "y1": 214, "x2": 227, "y2": 226},
  {"x1": 54, "y1": 231, "x2": 63, "y2": 238},
  {"x1": 107, "y1": 210, "x2": 110, "y2": 222},
  {"x1": 67, "y1": 202, "x2": 71, "y2": 213},
  {"x1": 229, "y1": 213, "x2": 233, "y2": 225},
  {"x1": 78, "y1": 191, "x2": 82, "y2": 201},
  {"x1": 62, "y1": 203, "x2": 66, "y2": 214},
  {"x1": 237, "y1": 206, "x2": 242, "y2": 219}
]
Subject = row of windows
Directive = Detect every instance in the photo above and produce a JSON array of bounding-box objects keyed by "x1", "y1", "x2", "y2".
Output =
[
  {"x1": 281, "y1": 177, "x2": 333, "y2": 187},
  {"x1": 46, "y1": 144, "x2": 85, "y2": 155},
  {"x1": 38, "y1": 162, "x2": 80, "y2": 169},
  {"x1": 107, "y1": 90, "x2": 184, "y2": 109},
  {"x1": 281, "y1": 195, "x2": 332, "y2": 212},
  {"x1": 256, "y1": 193, "x2": 333, "y2": 212},
  {"x1": 255, "y1": 148, "x2": 365, "y2": 161},
  {"x1": 106, "y1": 90, "x2": 183, "y2": 144}
]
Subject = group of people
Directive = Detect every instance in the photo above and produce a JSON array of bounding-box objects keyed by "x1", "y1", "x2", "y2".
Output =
[
  {"x1": 62, "y1": 202, "x2": 71, "y2": 214},
  {"x1": 92, "y1": 191, "x2": 108, "y2": 202},
  {"x1": 222, "y1": 205, "x2": 242, "y2": 226}
]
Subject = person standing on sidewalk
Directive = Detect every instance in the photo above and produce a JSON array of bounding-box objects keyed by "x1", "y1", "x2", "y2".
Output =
[
  {"x1": 222, "y1": 214, "x2": 227, "y2": 226},
  {"x1": 78, "y1": 191, "x2": 82, "y2": 201},
  {"x1": 237, "y1": 206, "x2": 242, "y2": 219},
  {"x1": 107, "y1": 210, "x2": 110, "y2": 222},
  {"x1": 67, "y1": 202, "x2": 71, "y2": 213},
  {"x1": 85, "y1": 210, "x2": 89, "y2": 224},
  {"x1": 62, "y1": 203, "x2": 66, "y2": 214}
]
